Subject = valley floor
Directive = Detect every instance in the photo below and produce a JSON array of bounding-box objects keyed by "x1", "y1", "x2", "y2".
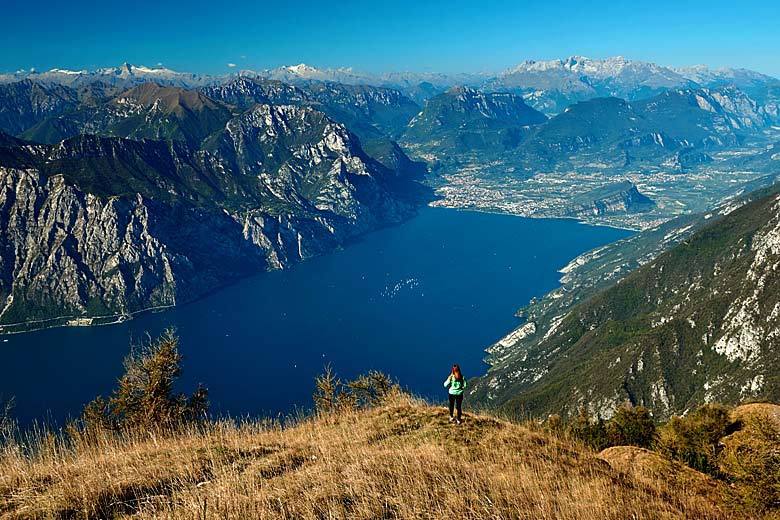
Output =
[{"x1": 428, "y1": 137, "x2": 780, "y2": 231}]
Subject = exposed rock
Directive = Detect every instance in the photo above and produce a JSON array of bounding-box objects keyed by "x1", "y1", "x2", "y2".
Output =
[
  {"x1": 0, "y1": 100, "x2": 425, "y2": 332},
  {"x1": 563, "y1": 181, "x2": 654, "y2": 217}
]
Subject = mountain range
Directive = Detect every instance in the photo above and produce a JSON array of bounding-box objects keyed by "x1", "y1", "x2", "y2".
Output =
[
  {"x1": 403, "y1": 82, "x2": 779, "y2": 174},
  {"x1": 4, "y1": 56, "x2": 778, "y2": 115},
  {"x1": 1, "y1": 54, "x2": 779, "y2": 363},
  {"x1": 0, "y1": 80, "x2": 428, "y2": 331}
]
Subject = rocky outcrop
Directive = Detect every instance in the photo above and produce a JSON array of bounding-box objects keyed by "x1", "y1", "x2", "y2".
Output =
[
  {"x1": 563, "y1": 181, "x2": 654, "y2": 217},
  {"x1": 0, "y1": 100, "x2": 425, "y2": 332}
]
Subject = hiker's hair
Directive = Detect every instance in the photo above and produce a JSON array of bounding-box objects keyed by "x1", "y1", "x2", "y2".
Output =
[{"x1": 452, "y1": 364, "x2": 464, "y2": 382}]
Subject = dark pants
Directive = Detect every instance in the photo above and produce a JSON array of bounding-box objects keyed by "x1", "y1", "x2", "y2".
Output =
[{"x1": 448, "y1": 393, "x2": 463, "y2": 420}]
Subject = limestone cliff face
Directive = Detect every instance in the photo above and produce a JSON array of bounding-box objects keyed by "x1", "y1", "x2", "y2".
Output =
[
  {"x1": 563, "y1": 181, "x2": 655, "y2": 217},
  {"x1": 0, "y1": 100, "x2": 424, "y2": 332},
  {"x1": 0, "y1": 167, "x2": 265, "y2": 329}
]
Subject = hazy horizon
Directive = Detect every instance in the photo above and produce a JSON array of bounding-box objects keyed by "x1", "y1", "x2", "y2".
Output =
[{"x1": 5, "y1": 53, "x2": 780, "y2": 80}]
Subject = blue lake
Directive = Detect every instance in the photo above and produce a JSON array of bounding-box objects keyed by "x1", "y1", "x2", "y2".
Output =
[{"x1": 0, "y1": 208, "x2": 632, "y2": 426}]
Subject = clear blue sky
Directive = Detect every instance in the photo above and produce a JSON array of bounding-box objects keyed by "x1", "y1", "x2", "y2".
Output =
[{"x1": 3, "y1": 0, "x2": 780, "y2": 77}]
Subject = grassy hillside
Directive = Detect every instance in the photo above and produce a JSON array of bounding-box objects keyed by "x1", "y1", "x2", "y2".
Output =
[{"x1": 0, "y1": 394, "x2": 738, "y2": 519}]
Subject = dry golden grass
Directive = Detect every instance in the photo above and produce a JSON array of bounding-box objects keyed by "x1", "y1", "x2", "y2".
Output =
[
  {"x1": 598, "y1": 446, "x2": 730, "y2": 512},
  {"x1": 731, "y1": 403, "x2": 780, "y2": 426},
  {"x1": 0, "y1": 394, "x2": 737, "y2": 519}
]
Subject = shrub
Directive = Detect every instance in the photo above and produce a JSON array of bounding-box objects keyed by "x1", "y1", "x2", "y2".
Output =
[
  {"x1": 606, "y1": 404, "x2": 656, "y2": 448},
  {"x1": 79, "y1": 329, "x2": 208, "y2": 434},
  {"x1": 656, "y1": 403, "x2": 736, "y2": 476},
  {"x1": 314, "y1": 365, "x2": 398, "y2": 413},
  {"x1": 719, "y1": 414, "x2": 780, "y2": 514},
  {"x1": 566, "y1": 408, "x2": 610, "y2": 451},
  {"x1": 544, "y1": 414, "x2": 564, "y2": 434}
]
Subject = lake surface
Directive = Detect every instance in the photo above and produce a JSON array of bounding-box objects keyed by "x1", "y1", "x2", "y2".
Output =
[{"x1": 0, "y1": 208, "x2": 632, "y2": 426}]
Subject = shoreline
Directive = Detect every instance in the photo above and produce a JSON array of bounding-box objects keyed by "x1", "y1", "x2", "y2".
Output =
[
  {"x1": 1, "y1": 205, "x2": 636, "y2": 337},
  {"x1": 0, "y1": 305, "x2": 173, "y2": 336},
  {"x1": 426, "y1": 201, "x2": 645, "y2": 232}
]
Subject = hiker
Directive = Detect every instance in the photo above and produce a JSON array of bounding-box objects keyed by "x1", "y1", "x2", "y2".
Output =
[{"x1": 444, "y1": 364, "x2": 467, "y2": 424}]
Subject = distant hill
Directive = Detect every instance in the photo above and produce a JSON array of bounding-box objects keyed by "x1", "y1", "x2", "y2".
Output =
[
  {"x1": 401, "y1": 84, "x2": 774, "y2": 173},
  {"x1": 0, "y1": 79, "x2": 78, "y2": 135},
  {"x1": 401, "y1": 85, "x2": 547, "y2": 157},
  {"x1": 517, "y1": 87, "x2": 767, "y2": 170}
]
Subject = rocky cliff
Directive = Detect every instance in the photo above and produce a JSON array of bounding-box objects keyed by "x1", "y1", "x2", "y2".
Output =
[
  {"x1": 563, "y1": 181, "x2": 655, "y2": 217},
  {"x1": 0, "y1": 96, "x2": 426, "y2": 332}
]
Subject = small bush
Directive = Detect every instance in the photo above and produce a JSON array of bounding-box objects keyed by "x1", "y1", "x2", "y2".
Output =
[
  {"x1": 720, "y1": 414, "x2": 780, "y2": 514},
  {"x1": 79, "y1": 329, "x2": 208, "y2": 435},
  {"x1": 565, "y1": 404, "x2": 656, "y2": 450},
  {"x1": 606, "y1": 404, "x2": 656, "y2": 448},
  {"x1": 656, "y1": 403, "x2": 736, "y2": 476},
  {"x1": 314, "y1": 365, "x2": 398, "y2": 413},
  {"x1": 544, "y1": 414, "x2": 564, "y2": 434},
  {"x1": 566, "y1": 408, "x2": 610, "y2": 451}
]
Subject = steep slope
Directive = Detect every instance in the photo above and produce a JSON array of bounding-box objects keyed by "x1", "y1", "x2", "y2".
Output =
[
  {"x1": 748, "y1": 81, "x2": 780, "y2": 122},
  {"x1": 0, "y1": 80, "x2": 78, "y2": 135},
  {"x1": 401, "y1": 85, "x2": 547, "y2": 157},
  {"x1": 471, "y1": 184, "x2": 780, "y2": 420},
  {"x1": 0, "y1": 168, "x2": 266, "y2": 326},
  {"x1": 519, "y1": 87, "x2": 760, "y2": 170},
  {"x1": 676, "y1": 65, "x2": 779, "y2": 93},
  {"x1": 204, "y1": 77, "x2": 420, "y2": 139},
  {"x1": 563, "y1": 181, "x2": 655, "y2": 217},
  {"x1": 204, "y1": 77, "x2": 426, "y2": 177},
  {"x1": 519, "y1": 97, "x2": 639, "y2": 166},
  {"x1": 201, "y1": 76, "x2": 309, "y2": 107},
  {"x1": 20, "y1": 79, "x2": 426, "y2": 180},
  {"x1": 402, "y1": 81, "x2": 445, "y2": 105},
  {"x1": 0, "y1": 106, "x2": 424, "y2": 332},
  {"x1": 0, "y1": 398, "x2": 734, "y2": 519},
  {"x1": 201, "y1": 103, "x2": 417, "y2": 221},
  {"x1": 632, "y1": 88, "x2": 759, "y2": 138},
  {"x1": 104, "y1": 83, "x2": 234, "y2": 144},
  {"x1": 301, "y1": 82, "x2": 420, "y2": 139},
  {"x1": 23, "y1": 83, "x2": 235, "y2": 146},
  {"x1": 406, "y1": 85, "x2": 763, "y2": 173}
]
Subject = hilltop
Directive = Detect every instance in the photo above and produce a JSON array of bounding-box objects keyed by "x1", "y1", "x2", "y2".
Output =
[{"x1": 0, "y1": 394, "x2": 748, "y2": 519}]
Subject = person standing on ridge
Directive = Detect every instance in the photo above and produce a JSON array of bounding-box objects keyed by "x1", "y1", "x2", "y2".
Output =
[{"x1": 444, "y1": 364, "x2": 467, "y2": 424}]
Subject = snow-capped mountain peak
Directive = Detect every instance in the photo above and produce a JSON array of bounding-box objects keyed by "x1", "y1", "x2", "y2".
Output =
[
  {"x1": 284, "y1": 63, "x2": 319, "y2": 75},
  {"x1": 47, "y1": 68, "x2": 88, "y2": 75}
]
